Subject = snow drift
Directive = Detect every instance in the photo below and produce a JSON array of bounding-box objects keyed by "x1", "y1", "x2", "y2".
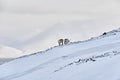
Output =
[{"x1": 0, "y1": 28, "x2": 120, "y2": 80}]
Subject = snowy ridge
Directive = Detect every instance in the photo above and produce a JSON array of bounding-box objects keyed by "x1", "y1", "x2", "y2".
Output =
[
  {"x1": 0, "y1": 45, "x2": 23, "y2": 58},
  {"x1": 0, "y1": 45, "x2": 23, "y2": 64},
  {"x1": 16, "y1": 28, "x2": 120, "y2": 59},
  {"x1": 72, "y1": 28, "x2": 120, "y2": 44},
  {"x1": 0, "y1": 28, "x2": 120, "y2": 80}
]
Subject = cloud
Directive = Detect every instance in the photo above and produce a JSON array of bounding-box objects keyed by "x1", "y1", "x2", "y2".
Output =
[{"x1": 1, "y1": 0, "x2": 120, "y2": 15}]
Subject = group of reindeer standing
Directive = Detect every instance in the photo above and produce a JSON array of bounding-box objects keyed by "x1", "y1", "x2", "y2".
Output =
[{"x1": 58, "y1": 38, "x2": 70, "y2": 46}]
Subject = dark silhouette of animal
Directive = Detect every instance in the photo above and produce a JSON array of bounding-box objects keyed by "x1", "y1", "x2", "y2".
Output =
[
  {"x1": 58, "y1": 39, "x2": 64, "y2": 46},
  {"x1": 64, "y1": 38, "x2": 70, "y2": 45},
  {"x1": 103, "y1": 32, "x2": 107, "y2": 35},
  {"x1": 58, "y1": 38, "x2": 70, "y2": 46}
]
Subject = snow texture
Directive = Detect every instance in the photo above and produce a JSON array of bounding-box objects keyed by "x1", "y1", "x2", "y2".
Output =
[{"x1": 0, "y1": 28, "x2": 120, "y2": 80}]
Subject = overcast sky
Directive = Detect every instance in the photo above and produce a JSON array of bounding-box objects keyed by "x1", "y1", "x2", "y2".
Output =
[{"x1": 0, "y1": 0, "x2": 120, "y2": 53}]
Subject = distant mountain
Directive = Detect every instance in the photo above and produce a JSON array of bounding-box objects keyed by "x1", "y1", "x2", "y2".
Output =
[
  {"x1": 0, "y1": 28, "x2": 120, "y2": 80},
  {"x1": 0, "y1": 45, "x2": 23, "y2": 64},
  {"x1": 0, "y1": 45, "x2": 23, "y2": 58}
]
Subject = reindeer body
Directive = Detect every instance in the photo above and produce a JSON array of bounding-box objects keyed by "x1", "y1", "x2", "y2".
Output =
[
  {"x1": 58, "y1": 39, "x2": 64, "y2": 46},
  {"x1": 64, "y1": 39, "x2": 70, "y2": 45},
  {"x1": 58, "y1": 38, "x2": 70, "y2": 46}
]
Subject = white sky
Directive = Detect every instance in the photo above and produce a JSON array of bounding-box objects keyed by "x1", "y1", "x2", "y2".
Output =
[{"x1": 0, "y1": 0, "x2": 120, "y2": 53}]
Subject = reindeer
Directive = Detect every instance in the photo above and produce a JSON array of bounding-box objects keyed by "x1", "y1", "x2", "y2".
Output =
[
  {"x1": 64, "y1": 38, "x2": 70, "y2": 45},
  {"x1": 58, "y1": 39, "x2": 64, "y2": 46},
  {"x1": 58, "y1": 38, "x2": 70, "y2": 46},
  {"x1": 103, "y1": 32, "x2": 107, "y2": 35}
]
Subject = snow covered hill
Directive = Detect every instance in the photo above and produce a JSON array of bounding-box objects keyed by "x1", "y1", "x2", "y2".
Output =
[
  {"x1": 20, "y1": 19, "x2": 120, "y2": 54},
  {"x1": 0, "y1": 45, "x2": 23, "y2": 58},
  {"x1": 0, "y1": 28, "x2": 120, "y2": 80},
  {"x1": 0, "y1": 45, "x2": 23, "y2": 64},
  {"x1": 1, "y1": 0, "x2": 120, "y2": 53}
]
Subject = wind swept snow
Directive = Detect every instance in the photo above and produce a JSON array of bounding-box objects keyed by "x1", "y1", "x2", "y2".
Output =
[{"x1": 0, "y1": 28, "x2": 120, "y2": 80}]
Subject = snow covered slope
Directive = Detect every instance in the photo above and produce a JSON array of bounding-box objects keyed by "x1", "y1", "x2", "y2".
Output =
[
  {"x1": 0, "y1": 45, "x2": 23, "y2": 64},
  {"x1": 0, "y1": 45, "x2": 23, "y2": 58},
  {"x1": 0, "y1": 28, "x2": 120, "y2": 80},
  {"x1": 20, "y1": 19, "x2": 120, "y2": 54}
]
